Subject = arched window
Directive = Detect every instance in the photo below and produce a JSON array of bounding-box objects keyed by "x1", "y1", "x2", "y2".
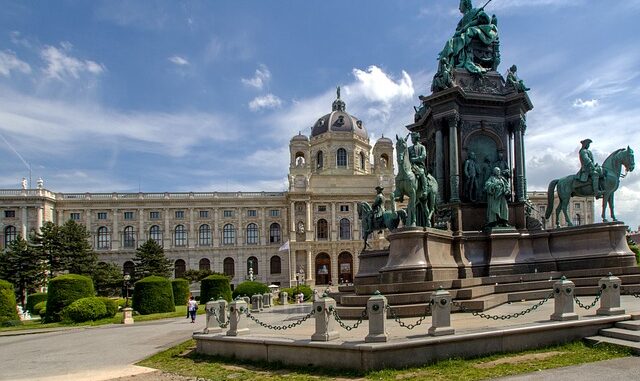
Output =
[
  {"x1": 149, "y1": 225, "x2": 162, "y2": 245},
  {"x1": 174, "y1": 259, "x2": 186, "y2": 278},
  {"x1": 316, "y1": 151, "x2": 324, "y2": 169},
  {"x1": 123, "y1": 261, "x2": 135, "y2": 276},
  {"x1": 199, "y1": 224, "x2": 211, "y2": 246},
  {"x1": 269, "y1": 223, "x2": 281, "y2": 243},
  {"x1": 246, "y1": 223, "x2": 258, "y2": 245},
  {"x1": 247, "y1": 256, "x2": 258, "y2": 275},
  {"x1": 97, "y1": 226, "x2": 110, "y2": 249},
  {"x1": 315, "y1": 253, "x2": 331, "y2": 285},
  {"x1": 223, "y1": 257, "x2": 235, "y2": 277},
  {"x1": 573, "y1": 213, "x2": 582, "y2": 226},
  {"x1": 4, "y1": 225, "x2": 16, "y2": 247},
  {"x1": 337, "y1": 148, "x2": 347, "y2": 167},
  {"x1": 174, "y1": 225, "x2": 186, "y2": 246},
  {"x1": 338, "y1": 252, "x2": 354, "y2": 284},
  {"x1": 199, "y1": 258, "x2": 211, "y2": 271},
  {"x1": 360, "y1": 152, "x2": 366, "y2": 170},
  {"x1": 123, "y1": 226, "x2": 135, "y2": 248},
  {"x1": 270, "y1": 256, "x2": 282, "y2": 274},
  {"x1": 295, "y1": 152, "x2": 305, "y2": 166},
  {"x1": 223, "y1": 224, "x2": 235, "y2": 245},
  {"x1": 317, "y1": 219, "x2": 328, "y2": 240},
  {"x1": 339, "y1": 218, "x2": 351, "y2": 240},
  {"x1": 380, "y1": 154, "x2": 389, "y2": 168}
]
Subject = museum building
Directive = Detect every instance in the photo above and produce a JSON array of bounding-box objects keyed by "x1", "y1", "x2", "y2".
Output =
[{"x1": 0, "y1": 91, "x2": 592, "y2": 288}]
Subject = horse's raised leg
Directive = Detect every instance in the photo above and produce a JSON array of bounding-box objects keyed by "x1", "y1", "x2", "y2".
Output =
[{"x1": 601, "y1": 196, "x2": 608, "y2": 222}]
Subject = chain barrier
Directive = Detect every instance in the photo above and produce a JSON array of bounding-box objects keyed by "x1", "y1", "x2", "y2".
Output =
[
  {"x1": 574, "y1": 289, "x2": 602, "y2": 310},
  {"x1": 330, "y1": 307, "x2": 367, "y2": 331},
  {"x1": 621, "y1": 288, "x2": 640, "y2": 299},
  {"x1": 210, "y1": 308, "x2": 230, "y2": 328},
  {"x1": 453, "y1": 292, "x2": 554, "y2": 320},
  {"x1": 386, "y1": 303, "x2": 431, "y2": 330},
  {"x1": 244, "y1": 309, "x2": 315, "y2": 331}
]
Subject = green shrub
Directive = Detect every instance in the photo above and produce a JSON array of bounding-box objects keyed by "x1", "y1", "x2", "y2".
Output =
[
  {"x1": 232, "y1": 281, "x2": 270, "y2": 299},
  {"x1": 33, "y1": 301, "x2": 47, "y2": 316},
  {"x1": 171, "y1": 278, "x2": 190, "y2": 306},
  {"x1": 45, "y1": 274, "x2": 95, "y2": 322},
  {"x1": 26, "y1": 292, "x2": 47, "y2": 313},
  {"x1": 97, "y1": 297, "x2": 118, "y2": 318},
  {"x1": 62, "y1": 297, "x2": 107, "y2": 323},
  {"x1": 115, "y1": 298, "x2": 127, "y2": 309},
  {"x1": 132, "y1": 276, "x2": 175, "y2": 315},
  {"x1": 0, "y1": 279, "x2": 19, "y2": 323},
  {"x1": 280, "y1": 284, "x2": 313, "y2": 303},
  {"x1": 200, "y1": 274, "x2": 232, "y2": 303},
  {"x1": 630, "y1": 242, "x2": 640, "y2": 265}
]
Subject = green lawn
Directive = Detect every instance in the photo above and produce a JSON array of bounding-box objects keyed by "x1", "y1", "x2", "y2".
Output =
[
  {"x1": 138, "y1": 339, "x2": 632, "y2": 381},
  {"x1": 0, "y1": 305, "x2": 204, "y2": 332}
]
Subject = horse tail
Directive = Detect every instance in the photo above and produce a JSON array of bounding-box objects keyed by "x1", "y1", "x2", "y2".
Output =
[{"x1": 545, "y1": 179, "x2": 558, "y2": 220}]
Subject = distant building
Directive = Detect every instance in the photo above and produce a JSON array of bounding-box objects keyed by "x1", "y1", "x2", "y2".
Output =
[{"x1": 527, "y1": 191, "x2": 595, "y2": 228}]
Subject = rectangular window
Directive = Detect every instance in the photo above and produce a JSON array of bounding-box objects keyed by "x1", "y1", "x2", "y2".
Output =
[
  {"x1": 175, "y1": 210, "x2": 185, "y2": 219},
  {"x1": 340, "y1": 205, "x2": 350, "y2": 212},
  {"x1": 150, "y1": 211, "x2": 160, "y2": 219},
  {"x1": 223, "y1": 210, "x2": 234, "y2": 218},
  {"x1": 97, "y1": 212, "x2": 108, "y2": 220},
  {"x1": 317, "y1": 205, "x2": 327, "y2": 212},
  {"x1": 269, "y1": 209, "x2": 280, "y2": 217},
  {"x1": 574, "y1": 203, "x2": 581, "y2": 210},
  {"x1": 4, "y1": 210, "x2": 15, "y2": 218},
  {"x1": 70, "y1": 213, "x2": 80, "y2": 221},
  {"x1": 124, "y1": 211, "x2": 134, "y2": 220},
  {"x1": 199, "y1": 210, "x2": 209, "y2": 218},
  {"x1": 247, "y1": 209, "x2": 257, "y2": 217}
]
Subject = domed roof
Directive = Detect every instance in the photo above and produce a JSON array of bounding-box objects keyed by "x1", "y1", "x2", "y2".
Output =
[
  {"x1": 375, "y1": 135, "x2": 393, "y2": 145},
  {"x1": 290, "y1": 131, "x2": 309, "y2": 142},
  {"x1": 310, "y1": 87, "x2": 368, "y2": 139}
]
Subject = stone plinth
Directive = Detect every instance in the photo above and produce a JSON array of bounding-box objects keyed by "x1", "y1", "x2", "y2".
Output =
[{"x1": 121, "y1": 307, "x2": 134, "y2": 325}]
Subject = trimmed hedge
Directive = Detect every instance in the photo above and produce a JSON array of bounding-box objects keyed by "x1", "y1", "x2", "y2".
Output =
[
  {"x1": 132, "y1": 276, "x2": 175, "y2": 315},
  {"x1": 62, "y1": 297, "x2": 107, "y2": 323},
  {"x1": 26, "y1": 292, "x2": 48, "y2": 313},
  {"x1": 232, "y1": 281, "x2": 270, "y2": 299},
  {"x1": 97, "y1": 297, "x2": 118, "y2": 318},
  {"x1": 0, "y1": 279, "x2": 19, "y2": 323},
  {"x1": 45, "y1": 274, "x2": 95, "y2": 322},
  {"x1": 200, "y1": 274, "x2": 232, "y2": 303},
  {"x1": 171, "y1": 278, "x2": 190, "y2": 306},
  {"x1": 33, "y1": 301, "x2": 47, "y2": 316}
]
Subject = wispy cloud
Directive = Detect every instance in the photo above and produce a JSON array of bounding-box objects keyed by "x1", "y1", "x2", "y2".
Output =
[
  {"x1": 0, "y1": 50, "x2": 31, "y2": 77},
  {"x1": 40, "y1": 43, "x2": 104, "y2": 80},
  {"x1": 572, "y1": 98, "x2": 598, "y2": 108},
  {"x1": 249, "y1": 93, "x2": 282, "y2": 111},
  {"x1": 168, "y1": 55, "x2": 189, "y2": 66},
  {"x1": 241, "y1": 64, "x2": 271, "y2": 90}
]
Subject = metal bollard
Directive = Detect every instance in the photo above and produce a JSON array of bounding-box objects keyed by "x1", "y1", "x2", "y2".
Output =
[
  {"x1": 227, "y1": 299, "x2": 250, "y2": 336},
  {"x1": 550, "y1": 276, "x2": 579, "y2": 321},
  {"x1": 597, "y1": 273, "x2": 625, "y2": 316},
  {"x1": 365, "y1": 291, "x2": 388, "y2": 343},
  {"x1": 311, "y1": 295, "x2": 339, "y2": 341},
  {"x1": 251, "y1": 295, "x2": 261, "y2": 313},
  {"x1": 204, "y1": 300, "x2": 219, "y2": 334},
  {"x1": 428, "y1": 287, "x2": 455, "y2": 336},
  {"x1": 280, "y1": 291, "x2": 288, "y2": 305},
  {"x1": 262, "y1": 293, "x2": 271, "y2": 308}
]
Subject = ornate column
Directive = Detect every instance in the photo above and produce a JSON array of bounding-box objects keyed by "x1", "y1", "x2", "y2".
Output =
[
  {"x1": 514, "y1": 117, "x2": 526, "y2": 201},
  {"x1": 138, "y1": 208, "x2": 145, "y2": 246},
  {"x1": 330, "y1": 203, "x2": 336, "y2": 241},
  {"x1": 212, "y1": 208, "x2": 220, "y2": 247},
  {"x1": 305, "y1": 201, "x2": 312, "y2": 242},
  {"x1": 36, "y1": 206, "x2": 43, "y2": 231},
  {"x1": 306, "y1": 249, "x2": 313, "y2": 282},
  {"x1": 20, "y1": 206, "x2": 27, "y2": 238},
  {"x1": 289, "y1": 202, "x2": 296, "y2": 242},
  {"x1": 189, "y1": 208, "x2": 195, "y2": 248},
  {"x1": 163, "y1": 208, "x2": 171, "y2": 248},
  {"x1": 112, "y1": 208, "x2": 119, "y2": 251},
  {"x1": 447, "y1": 113, "x2": 460, "y2": 202},
  {"x1": 237, "y1": 207, "x2": 243, "y2": 246},
  {"x1": 352, "y1": 201, "x2": 359, "y2": 241},
  {"x1": 435, "y1": 125, "x2": 445, "y2": 201},
  {"x1": 260, "y1": 207, "x2": 266, "y2": 245}
]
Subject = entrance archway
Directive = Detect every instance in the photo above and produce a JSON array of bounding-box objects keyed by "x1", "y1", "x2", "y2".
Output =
[
  {"x1": 315, "y1": 253, "x2": 331, "y2": 285},
  {"x1": 338, "y1": 251, "x2": 353, "y2": 284}
]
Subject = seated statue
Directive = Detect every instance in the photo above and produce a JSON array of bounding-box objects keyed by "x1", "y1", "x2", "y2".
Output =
[{"x1": 506, "y1": 65, "x2": 530, "y2": 92}]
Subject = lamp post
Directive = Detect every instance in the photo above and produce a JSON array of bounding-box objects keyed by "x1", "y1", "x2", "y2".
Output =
[{"x1": 123, "y1": 274, "x2": 131, "y2": 308}]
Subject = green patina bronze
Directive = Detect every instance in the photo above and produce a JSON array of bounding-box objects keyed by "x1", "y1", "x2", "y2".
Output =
[
  {"x1": 485, "y1": 166, "x2": 510, "y2": 227},
  {"x1": 432, "y1": 0, "x2": 500, "y2": 92},
  {"x1": 546, "y1": 142, "x2": 635, "y2": 227},
  {"x1": 506, "y1": 64, "x2": 529, "y2": 92},
  {"x1": 357, "y1": 193, "x2": 406, "y2": 251}
]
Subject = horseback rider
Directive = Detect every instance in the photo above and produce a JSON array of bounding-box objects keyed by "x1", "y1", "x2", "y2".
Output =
[
  {"x1": 371, "y1": 186, "x2": 386, "y2": 232},
  {"x1": 578, "y1": 138, "x2": 603, "y2": 198},
  {"x1": 408, "y1": 132, "x2": 428, "y2": 195}
]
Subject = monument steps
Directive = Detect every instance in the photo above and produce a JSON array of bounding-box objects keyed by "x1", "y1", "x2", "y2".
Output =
[
  {"x1": 583, "y1": 335, "x2": 640, "y2": 355},
  {"x1": 599, "y1": 327, "x2": 640, "y2": 342},
  {"x1": 614, "y1": 320, "x2": 640, "y2": 331}
]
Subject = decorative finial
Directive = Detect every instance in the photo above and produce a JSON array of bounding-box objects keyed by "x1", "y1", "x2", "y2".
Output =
[{"x1": 336, "y1": 85, "x2": 341, "y2": 100}]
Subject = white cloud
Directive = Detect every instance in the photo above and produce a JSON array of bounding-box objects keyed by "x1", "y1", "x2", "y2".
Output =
[
  {"x1": 168, "y1": 55, "x2": 189, "y2": 66},
  {"x1": 572, "y1": 98, "x2": 599, "y2": 108},
  {"x1": 241, "y1": 64, "x2": 271, "y2": 89},
  {"x1": 350, "y1": 66, "x2": 414, "y2": 104},
  {"x1": 0, "y1": 50, "x2": 31, "y2": 77},
  {"x1": 249, "y1": 93, "x2": 282, "y2": 111},
  {"x1": 40, "y1": 43, "x2": 104, "y2": 80}
]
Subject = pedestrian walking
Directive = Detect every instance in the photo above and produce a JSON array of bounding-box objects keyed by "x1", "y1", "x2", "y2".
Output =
[{"x1": 187, "y1": 296, "x2": 198, "y2": 323}]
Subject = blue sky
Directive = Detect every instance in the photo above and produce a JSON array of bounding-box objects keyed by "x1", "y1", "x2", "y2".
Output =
[{"x1": 0, "y1": 0, "x2": 639, "y2": 229}]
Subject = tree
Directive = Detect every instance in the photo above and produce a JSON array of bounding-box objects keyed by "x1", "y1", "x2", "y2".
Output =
[
  {"x1": 182, "y1": 269, "x2": 215, "y2": 283},
  {"x1": 0, "y1": 236, "x2": 47, "y2": 308},
  {"x1": 34, "y1": 220, "x2": 97, "y2": 275},
  {"x1": 133, "y1": 239, "x2": 172, "y2": 279},
  {"x1": 92, "y1": 262, "x2": 123, "y2": 297},
  {"x1": 33, "y1": 222, "x2": 63, "y2": 273}
]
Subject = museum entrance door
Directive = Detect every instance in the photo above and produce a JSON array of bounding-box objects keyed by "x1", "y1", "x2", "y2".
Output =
[
  {"x1": 338, "y1": 251, "x2": 353, "y2": 284},
  {"x1": 315, "y1": 253, "x2": 331, "y2": 285}
]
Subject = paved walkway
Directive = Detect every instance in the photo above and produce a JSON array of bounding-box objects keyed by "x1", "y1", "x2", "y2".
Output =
[{"x1": 498, "y1": 357, "x2": 640, "y2": 380}]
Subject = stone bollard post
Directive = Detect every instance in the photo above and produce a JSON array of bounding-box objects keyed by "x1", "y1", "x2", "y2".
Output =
[
  {"x1": 280, "y1": 291, "x2": 288, "y2": 305},
  {"x1": 311, "y1": 295, "x2": 339, "y2": 341},
  {"x1": 242, "y1": 296, "x2": 250, "y2": 306},
  {"x1": 262, "y1": 293, "x2": 271, "y2": 308},
  {"x1": 550, "y1": 276, "x2": 579, "y2": 321},
  {"x1": 597, "y1": 273, "x2": 625, "y2": 316},
  {"x1": 428, "y1": 287, "x2": 455, "y2": 336},
  {"x1": 365, "y1": 291, "x2": 388, "y2": 343},
  {"x1": 227, "y1": 299, "x2": 250, "y2": 336},
  {"x1": 251, "y1": 295, "x2": 261, "y2": 313},
  {"x1": 313, "y1": 289, "x2": 320, "y2": 301},
  {"x1": 203, "y1": 300, "x2": 218, "y2": 334},
  {"x1": 121, "y1": 307, "x2": 134, "y2": 325}
]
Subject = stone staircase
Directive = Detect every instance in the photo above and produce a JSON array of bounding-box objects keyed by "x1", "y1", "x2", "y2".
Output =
[
  {"x1": 585, "y1": 313, "x2": 640, "y2": 354},
  {"x1": 335, "y1": 266, "x2": 640, "y2": 319}
]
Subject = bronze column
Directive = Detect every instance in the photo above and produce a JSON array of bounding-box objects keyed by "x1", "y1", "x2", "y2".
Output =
[
  {"x1": 435, "y1": 125, "x2": 445, "y2": 202},
  {"x1": 447, "y1": 113, "x2": 460, "y2": 202}
]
